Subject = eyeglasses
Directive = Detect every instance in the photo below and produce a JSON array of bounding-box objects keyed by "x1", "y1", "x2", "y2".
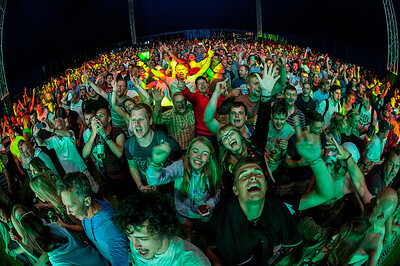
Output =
[{"x1": 220, "y1": 130, "x2": 236, "y2": 142}]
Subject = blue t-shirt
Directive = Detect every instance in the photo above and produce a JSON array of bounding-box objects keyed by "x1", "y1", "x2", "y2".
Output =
[{"x1": 82, "y1": 200, "x2": 130, "y2": 265}]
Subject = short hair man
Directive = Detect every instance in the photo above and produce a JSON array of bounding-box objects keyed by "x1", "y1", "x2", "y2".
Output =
[
  {"x1": 35, "y1": 118, "x2": 99, "y2": 192},
  {"x1": 204, "y1": 80, "x2": 253, "y2": 138},
  {"x1": 113, "y1": 192, "x2": 210, "y2": 265},
  {"x1": 215, "y1": 127, "x2": 334, "y2": 265},
  {"x1": 295, "y1": 83, "x2": 316, "y2": 114},
  {"x1": 125, "y1": 103, "x2": 183, "y2": 192},
  {"x1": 57, "y1": 172, "x2": 130, "y2": 265},
  {"x1": 232, "y1": 65, "x2": 249, "y2": 94},
  {"x1": 356, "y1": 90, "x2": 377, "y2": 135},
  {"x1": 153, "y1": 90, "x2": 195, "y2": 151},
  {"x1": 235, "y1": 73, "x2": 261, "y2": 121},
  {"x1": 82, "y1": 108, "x2": 132, "y2": 198},
  {"x1": 317, "y1": 85, "x2": 342, "y2": 128},
  {"x1": 20, "y1": 140, "x2": 58, "y2": 177},
  {"x1": 312, "y1": 78, "x2": 330, "y2": 110},
  {"x1": 365, "y1": 145, "x2": 400, "y2": 196},
  {"x1": 282, "y1": 111, "x2": 326, "y2": 196},
  {"x1": 363, "y1": 120, "x2": 390, "y2": 166},
  {"x1": 284, "y1": 85, "x2": 307, "y2": 131}
]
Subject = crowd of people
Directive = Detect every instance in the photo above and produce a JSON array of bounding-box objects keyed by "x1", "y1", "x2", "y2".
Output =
[{"x1": 0, "y1": 36, "x2": 399, "y2": 265}]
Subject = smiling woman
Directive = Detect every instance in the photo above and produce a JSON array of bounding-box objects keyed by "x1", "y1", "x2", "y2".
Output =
[{"x1": 146, "y1": 136, "x2": 221, "y2": 240}]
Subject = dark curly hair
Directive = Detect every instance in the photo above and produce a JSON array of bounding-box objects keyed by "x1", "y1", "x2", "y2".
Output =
[{"x1": 113, "y1": 192, "x2": 177, "y2": 239}]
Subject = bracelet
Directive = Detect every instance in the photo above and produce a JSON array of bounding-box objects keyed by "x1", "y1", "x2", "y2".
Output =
[
  {"x1": 103, "y1": 135, "x2": 111, "y2": 141},
  {"x1": 344, "y1": 154, "x2": 352, "y2": 163},
  {"x1": 148, "y1": 158, "x2": 162, "y2": 168},
  {"x1": 138, "y1": 184, "x2": 143, "y2": 190},
  {"x1": 308, "y1": 157, "x2": 323, "y2": 165}
]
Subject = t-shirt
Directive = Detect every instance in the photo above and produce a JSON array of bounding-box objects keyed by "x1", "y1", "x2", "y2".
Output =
[
  {"x1": 296, "y1": 94, "x2": 316, "y2": 115},
  {"x1": 108, "y1": 94, "x2": 128, "y2": 134},
  {"x1": 356, "y1": 104, "x2": 377, "y2": 128},
  {"x1": 130, "y1": 236, "x2": 210, "y2": 265},
  {"x1": 82, "y1": 200, "x2": 130, "y2": 265},
  {"x1": 312, "y1": 90, "x2": 329, "y2": 110},
  {"x1": 317, "y1": 98, "x2": 340, "y2": 129},
  {"x1": 47, "y1": 224, "x2": 108, "y2": 266},
  {"x1": 215, "y1": 195, "x2": 302, "y2": 265},
  {"x1": 83, "y1": 97, "x2": 109, "y2": 112},
  {"x1": 34, "y1": 148, "x2": 59, "y2": 177},
  {"x1": 365, "y1": 164, "x2": 388, "y2": 196},
  {"x1": 92, "y1": 127, "x2": 130, "y2": 180},
  {"x1": 287, "y1": 107, "x2": 307, "y2": 131},
  {"x1": 363, "y1": 135, "x2": 386, "y2": 163},
  {"x1": 235, "y1": 96, "x2": 259, "y2": 119},
  {"x1": 45, "y1": 132, "x2": 87, "y2": 173},
  {"x1": 70, "y1": 99, "x2": 84, "y2": 121},
  {"x1": 124, "y1": 130, "x2": 183, "y2": 184},
  {"x1": 265, "y1": 121, "x2": 295, "y2": 154},
  {"x1": 232, "y1": 77, "x2": 248, "y2": 95}
]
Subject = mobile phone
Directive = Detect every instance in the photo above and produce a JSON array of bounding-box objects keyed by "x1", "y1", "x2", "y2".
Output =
[
  {"x1": 198, "y1": 205, "x2": 210, "y2": 216},
  {"x1": 37, "y1": 123, "x2": 44, "y2": 130}
]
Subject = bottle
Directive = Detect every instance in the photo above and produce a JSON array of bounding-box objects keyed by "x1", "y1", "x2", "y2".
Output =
[
  {"x1": 47, "y1": 211, "x2": 58, "y2": 223},
  {"x1": 97, "y1": 138, "x2": 105, "y2": 160}
]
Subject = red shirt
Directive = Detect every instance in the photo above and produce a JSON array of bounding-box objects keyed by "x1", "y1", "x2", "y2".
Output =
[
  {"x1": 182, "y1": 86, "x2": 225, "y2": 135},
  {"x1": 101, "y1": 85, "x2": 113, "y2": 93}
]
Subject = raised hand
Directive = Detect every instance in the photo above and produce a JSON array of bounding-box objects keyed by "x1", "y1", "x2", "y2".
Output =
[
  {"x1": 256, "y1": 64, "x2": 280, "y2": 97},
  {"x1": 111, "y1": 79, "x2": 117, "y2": 88},
  {"x1": 215, "y1": 78, "x2": 228, "y2": 95},
  {"x1": 328, "y1": 137, "x2": 350, "y2": 160},
  {"x1": 295, "y1": 116, "x2": 321, "y2": 162},
  {"x1": 82, "y1": 70, "x2": 90, "y2": 82},
  {"x1": 177, "y1": 79, "x2": 186, "y2": 90},
  {"x1": 277, "y1": 55, "x2": 287, "y2": 67},
  {"x1": 152, "y1": 142, "x2": 171, "y2": 165},
  {"x1": 152, "y1": 86, "x2": 165, "y2": 102}
]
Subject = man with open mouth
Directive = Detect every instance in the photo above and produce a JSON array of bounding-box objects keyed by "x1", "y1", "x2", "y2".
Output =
[
  {"x1": 114, "y1": 192, "x2": 210, "y2": 265},
  {"x1": 214, "y1": 119, "x2": 334, "y2": 265}
]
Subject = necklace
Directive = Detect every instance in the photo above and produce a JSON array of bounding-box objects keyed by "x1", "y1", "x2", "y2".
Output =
[{"x1": 248, "y1": 216, "x2": 261, "y2": 226}]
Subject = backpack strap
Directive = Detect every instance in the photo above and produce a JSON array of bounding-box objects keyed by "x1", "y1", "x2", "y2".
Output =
[{"x1": 323, "y1": 99, "x2": 330, "y2": 118}]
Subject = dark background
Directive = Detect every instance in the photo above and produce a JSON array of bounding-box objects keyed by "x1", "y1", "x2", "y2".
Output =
[{"x1": 3, "y1": 0, "x2": 399, "y2": 96}]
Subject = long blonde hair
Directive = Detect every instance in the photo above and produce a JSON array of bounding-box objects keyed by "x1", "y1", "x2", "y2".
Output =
[
  {"x1": 29, "y1": 173, "x2": 64, "y2": 213},
  {"x1": 180, "y1": 137, "x2": 221, "y2": 198}
]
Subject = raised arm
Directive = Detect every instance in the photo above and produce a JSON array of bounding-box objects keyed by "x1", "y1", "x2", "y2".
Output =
[
  {"x1": 110, "y1": 80, "x2": 130, "y2": 123},
  {"x1": 331, "y1": 138, "x2": 373, "y2": 204},
  {"x1": 146, "y1": 143, "x2": 183, "y2": 186},
  {"x1": 191, "y1": 49, "x2": 214, "y2": 80},
  {"x1": 204, "y1": 80, "x2": 226, "y2": 135},
  {"x1": 83, "y1": 70, "x2": 108, "y2": 99},
  {"x1": 296, "y1": 117, "x2": 334, "y2": 211}
]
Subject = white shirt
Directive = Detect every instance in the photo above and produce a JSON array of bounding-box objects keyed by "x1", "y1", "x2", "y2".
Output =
[
  {"x1": 45, "y1": 131, "x2": 87, "y2": 173},
  {"x1": 130, "y1": 236, "x2": 210, "y2": 265},
  {"x1": 363, "y1": 135, "x2": 387, "y2": 163},
  {"x1": 317, "y1": 98, "x2": 340, "y2": 129}
]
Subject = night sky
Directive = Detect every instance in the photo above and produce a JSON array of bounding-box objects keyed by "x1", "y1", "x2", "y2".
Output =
[{"x1": 3, "y1": 0, "x2": 399, "y2": 96}]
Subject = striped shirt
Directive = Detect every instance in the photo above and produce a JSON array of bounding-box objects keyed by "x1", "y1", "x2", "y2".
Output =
[{"x1": 287, "y1": 107, "x2": 307, "y2": 131}]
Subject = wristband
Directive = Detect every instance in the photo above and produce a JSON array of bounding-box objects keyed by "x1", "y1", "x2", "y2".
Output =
[
  {"x1": 148, "y1": 158, "x2": 162, "y2": 168},
  {"x1": 308, "y1": 157, "x2": 322, "y2": 165},
  {"x1": 138, "y1": 184, "x2": 143, "y2": 190},
  {"x1": 344, "y1": 154, "x2": 352, "y2": 163},
  {"x1": 103, "y1": 135, "x2": 111, "y2": 142}
]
